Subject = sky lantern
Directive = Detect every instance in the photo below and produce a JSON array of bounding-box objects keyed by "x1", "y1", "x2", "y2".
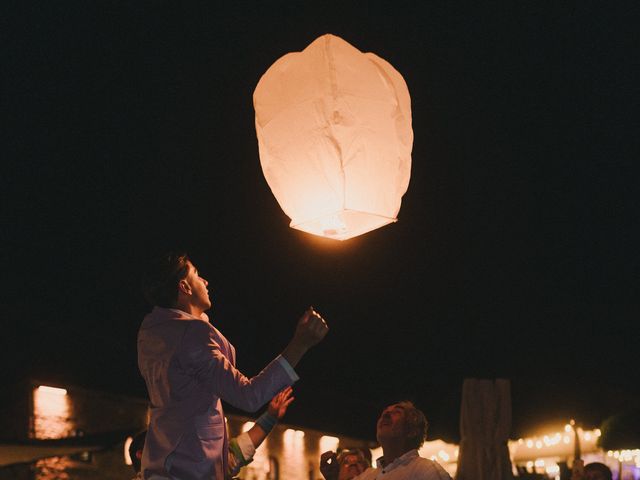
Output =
[{"x1": 254, "y1": 34, "x2": 413, "y2": 240}]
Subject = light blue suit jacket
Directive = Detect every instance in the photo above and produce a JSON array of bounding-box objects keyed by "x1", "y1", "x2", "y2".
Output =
[{"x1": 137, "y1": 307, "x2": 295, "y2": 479}]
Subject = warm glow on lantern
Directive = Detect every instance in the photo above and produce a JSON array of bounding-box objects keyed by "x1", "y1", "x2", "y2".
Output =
[{"x1": 254, "y1": 34, "x2": 413, "y2": 240}]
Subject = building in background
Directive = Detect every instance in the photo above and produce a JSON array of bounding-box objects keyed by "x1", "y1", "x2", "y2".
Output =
[{"x1": 0, "y1": 381, "x2": 638, "y2": 479}]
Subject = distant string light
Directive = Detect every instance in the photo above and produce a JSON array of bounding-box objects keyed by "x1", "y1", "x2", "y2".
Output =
[
  {"x1": 513, "y1": 426, "x2": 601, "y2": 452},
  {"x1": 608, "y1": 449, "x2": 640, "y2": 466},
  {"x1": 510, "y1": 423, "x2": 640, "y2": 479}
]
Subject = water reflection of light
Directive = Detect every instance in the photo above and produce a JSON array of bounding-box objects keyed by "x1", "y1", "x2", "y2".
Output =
[
  {"x1": 283, "y1": 429, "x2": 293, "y2": 442},
  {"x1": 35, "y1": 456, "x2": 74, "y2": 480},
  {"x1": 282, "y1": 429, "x2": 306, "y2": 478},
  {"x1": 33, "y1": 385, "x2": 73, "y2": 439}
]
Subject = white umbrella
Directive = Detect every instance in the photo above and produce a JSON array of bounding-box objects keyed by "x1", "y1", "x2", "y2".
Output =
[{"x1": 456, "y1": 378, "x2": 514, "y2": 480}]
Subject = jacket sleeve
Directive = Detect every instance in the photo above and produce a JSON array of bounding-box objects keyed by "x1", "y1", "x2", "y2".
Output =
[
  {"x1": 178, "y1": 321, "x2": 295, "y2": 412},
  {"x1": 227, "y1": 432, "x2": 256, "y2": 477}
]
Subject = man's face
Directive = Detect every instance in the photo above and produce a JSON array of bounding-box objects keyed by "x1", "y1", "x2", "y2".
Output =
[
  {"x1": 338, "y1": 452, "x2": 367, "y2": 480},
  {"x1": 183, "y1": 262, "x2": 211, "y2": 312},
  {"x1": 376, "y1": 403, "x2": 409, "y2": 445}
]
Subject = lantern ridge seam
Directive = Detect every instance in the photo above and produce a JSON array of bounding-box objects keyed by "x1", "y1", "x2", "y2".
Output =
[{"x1": 324, "y1": 35, "x2": 346, "y2": 210}]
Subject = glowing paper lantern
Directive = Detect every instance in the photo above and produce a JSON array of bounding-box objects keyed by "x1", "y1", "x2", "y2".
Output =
[{"x1": 254, "y1": 34, "x2": 412, "y2": 240}]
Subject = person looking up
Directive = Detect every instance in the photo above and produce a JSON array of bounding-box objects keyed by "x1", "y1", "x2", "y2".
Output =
[
  {"x1": 572, "y1": 461, "x2": 613, "y2": 480},
  {"x1": 321, "y1": 401, "x2": 451, "y2": 480},
  {"x1": 138, "y1": 252, "x2": 328, "y2": 479},
  {"x1": 320, "y1": 447, "x2": 371, "y2": 480}
]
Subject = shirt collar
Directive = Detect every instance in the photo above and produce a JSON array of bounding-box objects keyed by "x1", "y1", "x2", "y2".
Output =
[
  {"x1": 376, "y1": 449, "x2": 420, "y2": 472},
  {"x1": 166, "y1": 307, "x2": 208, "y2": 321},
  {"x1": 144, "y1": 306, "x2": 209, "y2": 325}
]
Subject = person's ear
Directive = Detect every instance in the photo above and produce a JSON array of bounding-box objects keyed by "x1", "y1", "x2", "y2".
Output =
[
  {"x1": 405, "y1": 422, "x2": 418, "y2": 440},
  {"x1": 178, "y1": 279, "x2": 192, "y2": 295}
]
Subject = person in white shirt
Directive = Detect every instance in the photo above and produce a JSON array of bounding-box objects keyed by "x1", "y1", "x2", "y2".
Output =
[
  {"x1": 320, "y1": 401, "x2": 451, "y2": 480},
  {"x1": 323, "y1": 448, "x2": 371, "y2": 480}
]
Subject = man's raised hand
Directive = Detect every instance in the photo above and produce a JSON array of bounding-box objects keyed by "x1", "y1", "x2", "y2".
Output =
[
  {"x1": 268, "y1": 386, "x2": 295, "y2": 420},
  {"x1": 320, "y1": 451, "x2": 339, "y2": 480},
  {"x1": 294, "y1": 307, "x2": 329, "y2": 348},
  {"x1": 281, "y1": 306, "x2": 329, "y2": 367}
]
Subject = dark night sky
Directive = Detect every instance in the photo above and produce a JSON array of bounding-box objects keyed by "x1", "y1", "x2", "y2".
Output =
[{"x1": 3, "y1": 2, "x2": 639, "y2": 443}]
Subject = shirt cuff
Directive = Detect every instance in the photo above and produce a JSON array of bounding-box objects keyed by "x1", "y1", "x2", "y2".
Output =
[
  {"x1": 236, "y1": 431, "x2": 256, "y2": 461},
  {"x1": 276, "y1": 355, "x2": 300, "y2": 382}
]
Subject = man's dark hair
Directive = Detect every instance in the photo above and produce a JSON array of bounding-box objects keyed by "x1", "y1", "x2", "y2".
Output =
[
  {"x1": 129, "y1": 430, "x2": 147, "y2": 473},
  {"x1": 142, "y1": 252, "x2": 190, "y2": 307},
  {"x1": 397, "y1": 401, "x2": 428, "y2": 450},
  {"x1": 584, "y1": 462, "x2": 612, "y2": 480}
]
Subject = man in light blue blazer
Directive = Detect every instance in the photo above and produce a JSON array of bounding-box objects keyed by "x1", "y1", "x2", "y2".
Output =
[{"x1": 138, "y1": 252, "x2": 328, "y2": 479}]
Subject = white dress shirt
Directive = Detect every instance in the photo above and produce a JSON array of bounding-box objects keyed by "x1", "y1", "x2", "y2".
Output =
[{"x1": 355, "y1": 449, "x2": 451, "y2": 480}]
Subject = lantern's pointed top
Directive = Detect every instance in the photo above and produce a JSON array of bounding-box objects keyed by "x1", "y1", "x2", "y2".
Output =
[
  {"x1": 315, "y1": 33, "x2": 342, "y2": 42},
  {"x1": 302, "y1": 34, "x2": 359, "y2": 57}
]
